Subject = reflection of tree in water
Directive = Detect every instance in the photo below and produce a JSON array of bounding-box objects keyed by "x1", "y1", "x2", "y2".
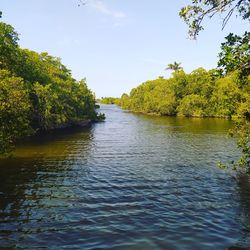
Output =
[
  {"x1": 228, "y1": 175, "x2": 250, "y2": 250},
  {"x1": 0, "y1": 128, "x2": 93, "y2": 248}
]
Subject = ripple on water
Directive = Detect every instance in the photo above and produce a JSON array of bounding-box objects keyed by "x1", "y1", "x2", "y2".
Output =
[{"x1": 0, "y1": 105, "x2": 249, "y2": 249}]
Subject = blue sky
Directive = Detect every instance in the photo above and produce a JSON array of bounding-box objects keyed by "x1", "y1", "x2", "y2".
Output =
[{"x1": 1, "y1": 0, "x2": 248, "y2": 98}]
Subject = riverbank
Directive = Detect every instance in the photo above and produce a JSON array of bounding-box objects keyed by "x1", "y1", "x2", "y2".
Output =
[
  {"x1": 118, "y1": 69, "x2": 249, "y2": 121},
  {"x1": 1, "y1": 115, "x2": 106, "y2": 158},
  {"x1": 0, "y1": 21, "x2": 106, "y2": 155},
  {"x1": 116, "y1": 105, "x2": 231, "y2": 119}
]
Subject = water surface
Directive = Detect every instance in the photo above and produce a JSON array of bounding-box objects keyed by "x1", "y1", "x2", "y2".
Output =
[{"x1": 0, "y1": 105, "x2": 250, "y2": 249}]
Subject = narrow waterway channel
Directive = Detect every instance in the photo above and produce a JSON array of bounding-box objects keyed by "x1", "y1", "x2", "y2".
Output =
[{"x1": 0, "y1": 104, "x2": 249, "y2": 249}]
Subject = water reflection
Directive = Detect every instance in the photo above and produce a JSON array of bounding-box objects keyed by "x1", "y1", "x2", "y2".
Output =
[
  {"x1": 133, "y1": 112, "x2": 232, "y2": 134},
  {"x1": 0, "y1": 105, "x2": 249, "y2": 249},
  {"x1": 0, "y1": 128, "x2": 93, "y2": 248},
  {"x1": 229, "y1": 175, "x2": 250, "y2": 249}
]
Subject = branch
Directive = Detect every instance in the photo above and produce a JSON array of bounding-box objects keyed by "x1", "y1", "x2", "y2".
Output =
[{"x1": 222, "y1": 0, "x2": 244, "y2": 29}]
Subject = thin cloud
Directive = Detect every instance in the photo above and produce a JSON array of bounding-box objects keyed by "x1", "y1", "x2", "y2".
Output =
[{"x1": 88, "y1": 0, "x2": 126, "y2": 20}]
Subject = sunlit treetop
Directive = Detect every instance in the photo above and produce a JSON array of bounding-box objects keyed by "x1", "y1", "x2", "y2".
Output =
[{"x1": 179, "y1": 0, "x2": 250, "y2": 39}]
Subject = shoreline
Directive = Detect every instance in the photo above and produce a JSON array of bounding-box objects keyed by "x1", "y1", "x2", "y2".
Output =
[
  {"x1": 14, "y1": 119, "x2": 93, "y2": 147},
  {"x1": 118, "y1": 106, "x2": 231, "y2": 119}
]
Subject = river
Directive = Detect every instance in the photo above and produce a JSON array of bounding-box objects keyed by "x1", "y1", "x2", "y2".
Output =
[{"x1": 0, "y1": 104, "x2": 250, "y2": 249}]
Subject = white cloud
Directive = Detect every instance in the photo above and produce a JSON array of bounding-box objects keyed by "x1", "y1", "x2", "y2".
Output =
[{"x1": 88, "y1": 0, "x2": 126, "y2": 20}]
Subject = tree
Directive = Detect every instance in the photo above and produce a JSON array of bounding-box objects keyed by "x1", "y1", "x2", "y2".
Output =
[
  {"x1": 0, "y1": 70, "x2": 33, "y2": 154},
  {"x1": 0, "y1": 22, "x2": 19, "y2": 70},
  {"x1": 165, "y1": 62, "x2": 183, "y2": 72},
  {"x1": 0, "y1": 21, "x2": 104, "y2": 155},
  {"x1": 177, "y1": 94, "x2": 207, "y2": 117},
  {"x1": 219, "y1": 96, "x2": 250, "y2": 173},
  {"x1": 179, "y1": 0, "x2": 250, "y2": 39},
  {"x1": 231, "y1": 99, "x2": 250, "y2": 172},
  {"x1": 218, "y1": 32, "x2": 250, "y2": 77},
  {"x1": 210, "y1": 72, "x2": 242, "y2": 117}
]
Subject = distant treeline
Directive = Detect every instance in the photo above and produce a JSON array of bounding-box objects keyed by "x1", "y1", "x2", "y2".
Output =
[
  {"x1": 98, "y1": 97, "x2": 119, "y2": 105},
  {"x1": 118, "y1": 69, "x2": 249, "y2": 118},
  {"x1": 0, "y1": 22, "x2": 104, "y2": 154},
  {"x1": 118, "y1": 32, "x2": 249, "y2": 119}
]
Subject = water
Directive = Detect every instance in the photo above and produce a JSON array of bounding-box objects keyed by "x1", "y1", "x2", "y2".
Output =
[{"x1": 0, "y1": 104, "x2": 250, "y2": 250}]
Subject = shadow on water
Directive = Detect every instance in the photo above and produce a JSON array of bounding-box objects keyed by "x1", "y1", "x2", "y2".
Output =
[
  {"x1": 227, "y1": 175, "x2": 250, "y2": 250},
  {"x1": 0, "y1": 126, "x2": 93, "y2": 248},
  {"x1": 0, "y1": 105, "x2": 250, "y2": 249}
]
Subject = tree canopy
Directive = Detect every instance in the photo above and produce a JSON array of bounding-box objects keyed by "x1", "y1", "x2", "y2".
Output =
[
  {"x1": 179, "y1": 0, "x2": 250, "y2": 38},
  {"x1": 118, "y1": 67, "x2": 248, "y2": 118},
  {"x1": 218, "y1": 31, "x2": 250, "y2": 77},
  {"x1": 0, "y1": 21, "x2": 104, "y2": 155}
]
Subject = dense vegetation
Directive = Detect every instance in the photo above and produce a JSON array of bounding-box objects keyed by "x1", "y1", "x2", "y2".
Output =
[
  {"x1": 98, "y1": 97, "x2": 119, "y2": 105},
  {"x1": 119, "y1": 30, "x2": 249, "y2": 119},
  {"x1": 119, "y1": 32, "x2": 250, "y2": 171},
  {"x1": 119, "y1": 50, "x2": 250, "y2": 118},
  {"x1": 0, "y1": 22, "x2": 104, "y2": 155},
  {"x1": 119, "y1": 69, "x2": 248, "y2": 117}
]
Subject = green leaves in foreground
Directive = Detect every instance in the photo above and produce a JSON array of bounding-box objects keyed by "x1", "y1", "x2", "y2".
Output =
[
  {"x1": 179, "y1": 0, "x2": 250, "y2": 39},
  {"x1": 218, "y1": 32, "x2": 250, "y2": 77},
  {"x1": 222, "y1": 100, "x2": 250, "y2": 173}
]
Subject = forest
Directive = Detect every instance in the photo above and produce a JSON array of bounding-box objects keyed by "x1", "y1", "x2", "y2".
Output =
[
  {"x1": 0, "y1": 22, "x2": 104, "y2": 155},
  {"x1": 118, "y1": 0, "x2": 249, "y2": 125},
  {"x1": 118, "y1": 32, "x2": 250, "y2": 171},
  {"x1": 118, "y1": 68, "x2": 249, "y2": 118},
  {"x1": 118, "y1": 32, "x2": 249, "y2": 118}
]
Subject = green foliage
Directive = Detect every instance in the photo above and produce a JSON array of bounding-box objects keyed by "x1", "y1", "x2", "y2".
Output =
[
  {"x1": 119, "y1": 32, "x2": 250, "y2": 172},
  {"x1": 219, "y1": 97, "x2": 250, "y2": 172},
  {"x1": 99, "y1": 97, "x2": 119, "y2": 104},
  {"x1": 0, "y1": 69, "x2": 33, "y2": 154},
  {"x1": 165, "y1": 62, "x2": 183, "y2": 72},
  {"x1": 232, "y1": 92, "x2": 250, "y2": 172},
  {"x1": 179, "y1": 0, "x2": 250, "y2": 38},
  {"x1": 210, "y1": 72, "x2": 242, "y2": 117},
  {"x1": 118, "y1": 93, "x2": 130, "y2": 109},
  {"x1": 216, "y1": 32, "x2": 249, "y2": 172},
  {"x1": 0, "y1": 22, "x2": 19, "y2": 71},
  {"x1": 119, "y1": 67, "x2": 247, "y2": 119},
  {"x1": 0, "y1": 22, "x2": 104, "y2": 154},
  {"x1": 177, "y1": 94, "x2": 207, "y2": 117},
  {"x1": 187, "y1": 68, "x2": 214, "y2": 97},
  {"x1": 179, "y1": 0, "x2": 250, "y2": 171},
  {"x1": 170, "y1": 70, "x2": 188, "y2": 99},
  {"x1": 218, "y1": 32, "x2": 250, "y2": 77}
]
